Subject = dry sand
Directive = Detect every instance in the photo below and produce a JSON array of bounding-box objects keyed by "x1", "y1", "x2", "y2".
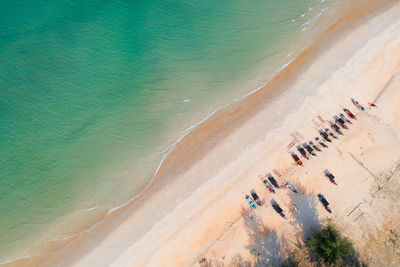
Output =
[{"x1": 7, "y1": 1, "x2": 400, "y2": 266}]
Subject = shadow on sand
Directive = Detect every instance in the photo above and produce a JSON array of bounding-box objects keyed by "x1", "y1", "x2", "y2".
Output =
[
  {"x1": 287, "y1": 185, "x2": 322, "y2": 239},
  {"x1": 201, "y1": 187, "x2": 365, "y2": 266},
  {"x1": 201, "y1": 186, "x2": 323, "y2": 267},
  {"x1": 202, "y1": 209, "x2": 297, "y2": 267}
]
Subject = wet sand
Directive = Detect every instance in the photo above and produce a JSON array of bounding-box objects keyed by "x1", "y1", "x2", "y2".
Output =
[{"x1": 6, "y1": 0, "x2": 400, "y2": 266}]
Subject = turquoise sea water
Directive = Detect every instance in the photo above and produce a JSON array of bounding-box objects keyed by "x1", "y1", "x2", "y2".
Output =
[{"x1": 0, "y1": 0, "x2": 343, "y2": 262}]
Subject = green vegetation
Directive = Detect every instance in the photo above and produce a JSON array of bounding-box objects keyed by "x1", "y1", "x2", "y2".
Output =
[{"x1": 308, "y1": 220, "x2": 354, "y2": 265}]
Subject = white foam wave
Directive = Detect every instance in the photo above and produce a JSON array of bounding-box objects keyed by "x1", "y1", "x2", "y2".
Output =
[{"x1": 300, "y1": 2, "x2": 336, "y2": 32}]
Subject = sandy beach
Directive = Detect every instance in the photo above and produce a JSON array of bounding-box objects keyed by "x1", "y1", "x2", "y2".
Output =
[{"x1": 7, "y1": 1, "x2": 400, "y2": 266}]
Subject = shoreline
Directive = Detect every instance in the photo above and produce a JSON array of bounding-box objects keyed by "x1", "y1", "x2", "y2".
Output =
[
  {"x1": 5, "y1": 0, "x2": 400, "y2": 266},
  {"x1": 0, "y1": 2, "x2": 344, "y2": 264}
]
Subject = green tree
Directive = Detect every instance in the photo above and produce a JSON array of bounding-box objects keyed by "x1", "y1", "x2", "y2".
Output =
[{"x1": 308, "y1": 221, "x2": 353, "y2": 265}]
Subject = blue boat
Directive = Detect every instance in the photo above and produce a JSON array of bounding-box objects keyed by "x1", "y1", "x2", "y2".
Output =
[
  {"x1": 285, "y1": 182, "x2": 298, "y2": 193},
  {"x1": 246, "y1": 195, "x2": 257, "y2": 209}
]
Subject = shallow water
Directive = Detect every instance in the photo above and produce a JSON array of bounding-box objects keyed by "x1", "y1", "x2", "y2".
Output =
[{"x1": 0, "y1": 0, "x2": 342, "y2": 261}]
